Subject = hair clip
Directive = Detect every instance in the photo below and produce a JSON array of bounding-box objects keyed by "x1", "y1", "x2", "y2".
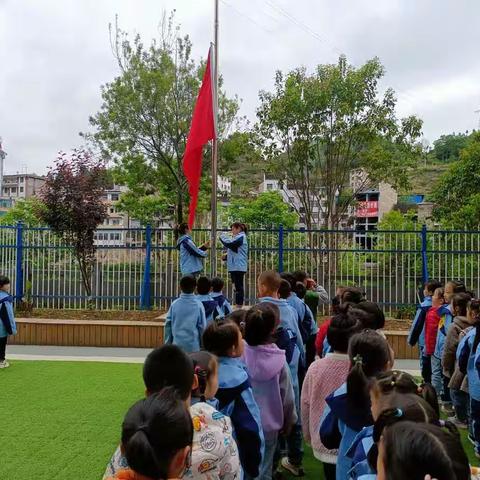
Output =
[
  {"x1": 394, "y1": 408, "x2": 403, "y2": 418},
  {"x1": 353, "y1": 354, "x2": 363, "y2": 365}
]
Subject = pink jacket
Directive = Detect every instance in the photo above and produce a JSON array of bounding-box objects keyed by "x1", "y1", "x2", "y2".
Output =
[{"x1": 301, "y1": 353, "x2": 351, "y2": 463}]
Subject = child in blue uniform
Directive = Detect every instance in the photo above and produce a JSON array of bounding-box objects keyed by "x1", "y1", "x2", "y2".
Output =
[
  {"x1": 164, "y1": 275, "x2": 207, "y2": 353},
  {"x1": 196, "y1": 276, "x2": 220, "y2": 324},
  {"x1": 176, "y1": 223, "x2": 209, "y2": 276},
  {"x1": 0, "y1": 275, "x2": 16, "y2": 369},
  {"x1": 211, "y1": 277, "x2": 233, "y2": 318}
]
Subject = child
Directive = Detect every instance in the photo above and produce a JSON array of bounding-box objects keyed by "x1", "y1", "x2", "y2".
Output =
[
  {"x1": 442, "y1": 292, "x2": 472, "y2": 427},
  {"x1": 424, "y1": 287, "x2": 445, "y2": 397},
  {"x1": 106, "y1": 388, "x2": 194, "y2": 480},
  {"x1": 103, "y1": 345, "x2": 241, "y2": 480},
  {"x1": 408, "y1": 280, "x2": 443, "y2": 382},
  {"x1": 196, "y1": 276, "x2": 220, "y2": 324},
  {"x1": 258, "y1": 272, "x2": 305, "y2": 477},
  {"x1": 203, "y1": 319, "x2": 264, "y2": 479},
  {"x1": 0, "y1": 275, "x2": 15, "y2": 368},
  {"x1": 377, "y1": 421, "x2": 470, "y2": 480},
  {"x1": 434, "y1": 280, "x2": 467, "y2": 414},
  {"x1": 211, "y1": 277, "x2": 233, "y2": 318},
  {"x1": 188, "y1": 351, "x2": 241, "y2": 479},
  {"x1": 294, "y1": 281, "x2": 318, "y2": 368},
  {"x1": 176, "y1": 222, "x2": 209, "y2": 276},
  {"x1": 164, "y1": 275, "x2": 207, "y2": 353},
  {"x1": 320, "y1": 330, "x2": 391, "y2": 480},
  {"x1": 301, "y1": 308, "x2": 362, "y2": 480},
  {"x1": 225, "y1": 309, "x2": 247, "y2": 337},
  {"x1": 242, "y1": 303, "x2": 297, "y2": 480}
]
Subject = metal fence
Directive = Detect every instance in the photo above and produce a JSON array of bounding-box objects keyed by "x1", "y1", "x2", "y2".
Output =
[{"x1": 1, "y1": 224, "x2": 480, "y2": 315}]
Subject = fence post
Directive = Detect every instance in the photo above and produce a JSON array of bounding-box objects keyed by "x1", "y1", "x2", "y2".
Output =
[
  {"x1": 140, "y1": 224, "x2": 152, "y2": 310},
  {"x1": 15, "y1": 222, "x2": 24, "y2": 304},
  {"x1": 278, "y1": 224, "x2": 284, "y2": 273},
  {"x1": 421, "y1": 224, "x2": 429, "y2": 284}
]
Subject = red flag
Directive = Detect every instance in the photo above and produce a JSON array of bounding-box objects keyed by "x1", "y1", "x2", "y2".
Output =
[{"x1": 183, "y1": 46, "x2": 216, "y2": 228}]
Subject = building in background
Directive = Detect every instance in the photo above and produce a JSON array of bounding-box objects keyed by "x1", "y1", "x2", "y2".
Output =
[
  {"x1": 217, "y1": 175, "x2": 232, "y2": 195},
  {"x1": 1, "y1": 173, "x2": 45, "y2": 200}
]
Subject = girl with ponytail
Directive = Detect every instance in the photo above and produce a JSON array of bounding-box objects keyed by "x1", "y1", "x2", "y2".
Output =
[
  {"x1": 108, "y1": 388, "x2": 193, "y2": 480},
  {"x1": 320, "y1": 330, "x2": 391, "y2": 480}
]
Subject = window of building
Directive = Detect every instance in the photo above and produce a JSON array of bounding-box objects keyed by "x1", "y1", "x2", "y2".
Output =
[
  {"x1": 19, "y1": 187, "x2": 24, "y2": 193},
  {"x1": 266, "y1": 183, "x2": 273, "y2": 191},
  {"x1": 110, "y1": 193, "x2": 119, "y2": 201},
  {"x1": 19, "y1": 177, "x2": 24, "y2": 183},
  {"x1": 112, "y1": 219, "x2": 120, "y2": 226},
  {"x1": 110, "y1": 207, "x2": 115, "y2": 214},
  {"x1": 111, "y1": 233, "x2": 121, "y2": 241}
]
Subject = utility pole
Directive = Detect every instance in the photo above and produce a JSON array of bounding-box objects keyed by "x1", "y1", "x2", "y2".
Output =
[{"x1": 0, "y1": 137, "x2": 6, "y2": 199}]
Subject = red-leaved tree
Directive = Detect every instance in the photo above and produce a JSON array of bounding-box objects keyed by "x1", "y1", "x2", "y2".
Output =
[{"x1": 39, "y1": 149, "x2": 109, "y2": 302}]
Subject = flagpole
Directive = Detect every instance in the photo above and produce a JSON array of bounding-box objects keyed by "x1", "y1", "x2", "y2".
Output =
[{"x1": 211, "y1": 0, "x2": 219, "y2": 276}]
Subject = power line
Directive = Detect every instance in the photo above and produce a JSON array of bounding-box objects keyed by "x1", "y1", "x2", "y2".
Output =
[{"x1": 220, "y1": 0, "x2": 275, "y2": 35}]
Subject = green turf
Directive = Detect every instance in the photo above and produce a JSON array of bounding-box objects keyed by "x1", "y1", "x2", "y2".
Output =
[
  {"x1": 0, "y1": 360, "x2": 323, "y2": 480},
  {"x1": 1, "y1": 361, "x2": 476, "y2": 480}
]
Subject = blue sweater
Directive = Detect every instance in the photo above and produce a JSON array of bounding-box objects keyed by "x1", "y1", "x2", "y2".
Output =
[
  {"x1": 196, "y1": 293, "x2": 220, "y2": 324},
  {"x1": 434, "y1": 304, "x2": 454, "y2": 358},
  {"x1": 320, "y1": 383, "x2": 373, "y2": 480},
  {"x1": 215, "y1": 356, "x2": 264, "y2": 478},
  {"x1": 211, "y1": 292, "x2": 233, "y2": 318},
  {"x1": 164, "y1": 293, "x2": 206, "y2": 353},
  {"x1": 220, "y1": 232, "x2": 248, "y2": 272},
  {"x1": 346, "y1": 426, "x2": 375, "y2": 479},
  {"x1": 287, "y1": 293, "x2": 318, "y2": 342},
  {"x1": 0, "y1": 291, "x2": 16, "y2": 338},
  {"x1": 177, "y1": 234, "x2": 207, "y2": 275},
  {"x1": 408, "y1": 296, "x2": 432, "y2": 349},
  {"x1": 458, "y1": 327, "x2": 480, "y2": 400}
]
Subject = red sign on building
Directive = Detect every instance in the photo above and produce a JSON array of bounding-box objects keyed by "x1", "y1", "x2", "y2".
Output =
[{"x1": 356, "y1": 201, "x2": 379, "y2": 218}]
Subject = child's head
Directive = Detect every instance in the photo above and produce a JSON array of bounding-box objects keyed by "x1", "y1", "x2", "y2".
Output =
[
  {"x1": 231, "y1": 222, "x2": 248, "y2": 235},
  {"x1": 355, "y1": 301, "x2": 386, "y2": 330},
  {"x1": 244, "y1": 303, "x2": 280, "y2": 347},
  {"x1": 196, "y1": 276, "x2": 211, "y2": 295},
  {"x1": 225, "y1": 309, "x2": 247, "y2": 336},
  {"x1": 294, "y1": 282, "x2": 307, "y2": 300},
  {"x1": 292, "y1": 270, "x2": 308, "y2": 286},
  {"x1": 280, "y1": 272, "x2": 296, "y2": 290},
  {"x1": 180, "y1": 275, "x2": 197, "y2": 294},
  {"x1": 121, "y1": 388, "x2": 193, "y2": 480},
  {"x1": 347, "y1": 330, "x2": 391, "y2": 413},
  {"x1": 278, "y1": 279, "x2": 292, "y2": 300},
  {"x1": 468, "y1": 298, "x2": 480, "y2": 324},
  {"x1": 189, "y1": 351, "x2": 219, "y2": 401},
  {"x1": 424, "y1": 279, "x2": 442, "y2": 297},
  {"x1": 211, "y1": 277, "x2": 224, "y2": 293},
  {"x1": 203, "y1": 319, "x2": 243, "y2": 358},
  {"x1": 326, "y1": 305, "x2": 363, "y2": 353},
  {"x1": 452, "y1": 292, "x2": 472, "y2": 317},
  {"x1": 432, "y1": 287, "x2": 445, "y2": 307},
  {"x1": 370, "y1": 370, "x2": 439, "y2": 420},
  {"x1": 444, "y1": 280, "x2": 467, "y2": 304},
  {"x1": 377, "y1": 421, "x2": 470, "y2": 480},
  {"x1": 143, "y1": 345, "x2": 195, "y2": 399},
  {"x1": 176, "y1": 222, "x2": 190, "y2": 237},
  {"x1": 0, "y1": 275, "x2": 10, "y2": 292},
  {"x1": 258, "y1": 270, "x2": 282, "y2": 298},
  {"x1": 341, "y1": 286, "x2": 364, "y2": 305}
]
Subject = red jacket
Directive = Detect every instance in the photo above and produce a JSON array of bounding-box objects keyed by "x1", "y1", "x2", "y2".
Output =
[
  {"x1": 425, "y1": 307, "x2": 441, "y2": 356},
  {"x1": 315, "y1": 318, "x2": 332, "y2": 356}
]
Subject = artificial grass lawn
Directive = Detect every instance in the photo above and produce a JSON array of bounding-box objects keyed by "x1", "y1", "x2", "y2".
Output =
[{"x1": 0, "y1": 361, "x2": 323, "y2": 480}]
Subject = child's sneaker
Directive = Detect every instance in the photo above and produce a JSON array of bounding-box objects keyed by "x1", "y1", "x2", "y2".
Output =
[
  {"x1": 0, "y1": 360, "x2": 10, "y2": 369},
  {"x1": 280, "y1": 457, "x2": 305, "y2": 477}
]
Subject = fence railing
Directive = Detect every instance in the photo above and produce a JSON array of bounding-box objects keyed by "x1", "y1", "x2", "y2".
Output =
[{"x1": 2, "y1": 224, "x2": 480, "y2": 315}]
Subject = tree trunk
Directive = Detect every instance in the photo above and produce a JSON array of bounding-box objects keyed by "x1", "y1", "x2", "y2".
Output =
[{"x1": 76, "y1": 253, "x2": 94, "y2": 309}]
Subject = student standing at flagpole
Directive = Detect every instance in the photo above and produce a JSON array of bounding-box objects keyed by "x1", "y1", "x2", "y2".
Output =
[{"x1": 176, "y1": 223, "x2": 210, "y2": 277}]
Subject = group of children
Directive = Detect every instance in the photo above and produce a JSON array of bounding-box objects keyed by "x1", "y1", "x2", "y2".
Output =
[
  {"x1": 105, "y1": 270, "x2": 477, "y2": 480},
  {"x1": 409, "y1": 279, "x2": 480, "y2": 458}
]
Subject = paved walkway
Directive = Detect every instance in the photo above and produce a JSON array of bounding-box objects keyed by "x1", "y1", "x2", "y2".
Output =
[{"x1": 7, "y1": 345, "x2": 421, "y2": 374}]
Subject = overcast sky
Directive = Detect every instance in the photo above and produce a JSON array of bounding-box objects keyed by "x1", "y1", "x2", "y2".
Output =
[{"x1": 1, "y1": 0, "x2": 479, "y2": 175}]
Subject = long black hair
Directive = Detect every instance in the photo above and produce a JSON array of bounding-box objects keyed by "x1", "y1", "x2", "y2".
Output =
[
  {"x1": 380, "y1": 421, "x2": 470, "y2": 480},
  {"x1": 244, "y1": 303, "x2": 280, "y2": 346},
  {"x1": 189, "y1": 351, "x2": 218, "y2": 402},
  {"x1": 121, "y1": 388, "x2": 193, "y2": 479}
]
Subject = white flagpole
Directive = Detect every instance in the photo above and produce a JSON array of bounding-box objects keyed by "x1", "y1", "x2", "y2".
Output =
[{"x1": 211, "y1": 0, "x2": 219, "y2": 276}]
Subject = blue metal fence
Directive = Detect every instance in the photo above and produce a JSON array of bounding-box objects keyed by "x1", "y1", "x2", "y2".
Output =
[{"x1": 1, "y1": 224, "x2": 480, "y2": 314}]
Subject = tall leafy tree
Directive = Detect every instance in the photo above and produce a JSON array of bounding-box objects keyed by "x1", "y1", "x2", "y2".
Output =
[
  {"x1": 38, "y1": 149, "x2": 109, "y2": 301},
  {"x1": 256, "y1": 56, "x2": 423, "y2": 229},
  {"x1": 85, "y1": 15, "x2": 239, "y2": 225},
  {"x1": 0, "y1": 198, "x2": 44, "y2": 226},
  {"x1": 432, "y1": 132, "x2": 480, "y2": 228},
  {"x1": 431, "y1": 132, "x2": 472, "y2": 163}
]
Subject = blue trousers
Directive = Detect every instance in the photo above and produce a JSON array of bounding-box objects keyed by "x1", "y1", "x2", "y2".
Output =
[{"x1": 431, "y1": 355, "x2": 444, "y2": 398}]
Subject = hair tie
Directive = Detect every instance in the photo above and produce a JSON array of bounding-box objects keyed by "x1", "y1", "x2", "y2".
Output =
[
  {"x1": 353, "y1": 354, "x2": 363, "y2": 365},
  {"x1": 394, "y1": 408, "x2": 403, "y2": 418},
  {"x1": 137, "y1": 425, "x2": 149, "y2": 436},
  {"x1": 240, "y1": 321, "x2": 246, "y2": 328}
]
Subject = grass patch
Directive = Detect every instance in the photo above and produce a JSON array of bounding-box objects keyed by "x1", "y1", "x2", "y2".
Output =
[{"x1": 0, "y1": 361, "x2": 322, "y2": 480}]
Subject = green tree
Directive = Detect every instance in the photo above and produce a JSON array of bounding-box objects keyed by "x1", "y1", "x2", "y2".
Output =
[
  {"x1": 226, "y1": 191, "x2": 298, "y2": 228},
  {"x1": 0, "y1": 198, "x2": 44, "y2": 226},
  {"x1": 431, "y1": 132, "x2": 480, "y2": 228},
  {"x1": 256, "y1": 56, "x2": 423, "y2": 229},
  {"x1": 85, "y1": 14, "x2": 239, "y2": 225},
  {"x1": 431, "y1": 132, "x2": 472, "y2": 163}
]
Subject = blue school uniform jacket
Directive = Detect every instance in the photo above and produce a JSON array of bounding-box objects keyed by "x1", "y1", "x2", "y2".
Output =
[
  {"x1": 211, "y1": 292, "x2": 233, "y2": 318},
  {"x1": 434, "y1": 304, "x2": 454, "y2": 358},
  {"x1": 346, "y1": 426, "x2": 375, "y2": 479},
  {"x1": 219, "y1": 232, "x2": 248, "y2": 272},
  {"x1": 215, "y1": 356, "x2": 264, "y2": 478},
  {"x1": 320, "y1": 383, "x2": 374, "y2": 480},
  {"x1": 195, "y1": 293, "x2": 220, "y2": 324},
  {"x1": 457, "y1": 327, "x2": 480, "y2": 400},
  {"x1": 164, "y1": 293, "x2": 207, "y2": 353},
  {"x1": 287, "y1": 293, "x2": 318, "y2": 342},
  {"x1": 0, "y1": 291, "x2": 16, "y2": 338},
  {"x1": 408, "y1": 296, "x2": 432, "y2": 348},
  {"x1": 177, "y1": 234, "x2": 207, "y2": 275}
]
